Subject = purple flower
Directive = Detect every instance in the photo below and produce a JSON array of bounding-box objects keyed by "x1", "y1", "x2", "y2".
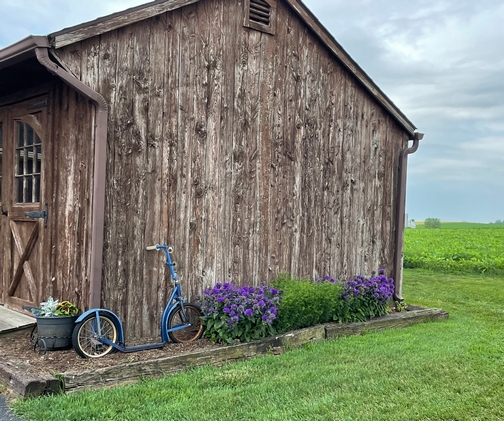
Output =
[
  {"x1": 341, "y1": 270, "x2": 394, "y2": 308},
  {"x1": 201, "y1": 282, "x2": 281, "y2": 342}
]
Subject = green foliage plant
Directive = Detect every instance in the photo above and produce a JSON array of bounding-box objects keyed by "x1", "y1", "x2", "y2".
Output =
[
  {"x1": 271, "y1": 273, "x2": 345, "y2": 333},
  {"x1": 394, "y1": 301, "x2": 408, "y2": 312},
  {"x1": 55, "y1": 300, "x2": 79, "y2": 316}
]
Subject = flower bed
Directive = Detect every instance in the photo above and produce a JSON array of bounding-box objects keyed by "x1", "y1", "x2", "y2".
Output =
[{"x1": 201, "y1": 270, "x2": 395, "y2": 344}]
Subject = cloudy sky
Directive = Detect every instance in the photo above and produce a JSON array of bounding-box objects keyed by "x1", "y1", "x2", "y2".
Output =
[{"x1": 1, "y1": 0, "x2": 503, "y2": 223}]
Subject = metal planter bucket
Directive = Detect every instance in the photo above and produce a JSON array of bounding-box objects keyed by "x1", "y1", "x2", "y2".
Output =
[{"x1": 35, "y1": 315, "x2": 77, "y2": 350}]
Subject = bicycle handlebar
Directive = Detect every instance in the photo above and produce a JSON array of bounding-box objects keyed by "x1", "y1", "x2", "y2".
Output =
[
  {"x1": 146, "y1": 244, "x2": 178, "y2": 281},
  {"x1": 146, "y1": 244, "x2": 174, "y2": 253}
]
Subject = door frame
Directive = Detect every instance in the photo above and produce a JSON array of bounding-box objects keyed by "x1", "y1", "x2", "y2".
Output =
[
  {"x1": 0, "y1": 108, "x2": 5, "y2": 304},
  {"x1": 0, "y1": 95, "x2": 52, "y2": 310}
]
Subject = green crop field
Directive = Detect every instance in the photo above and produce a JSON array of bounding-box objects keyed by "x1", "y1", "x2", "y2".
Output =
[{"x1": 404, "y1": 226, "x2": 504, "y2": 275}]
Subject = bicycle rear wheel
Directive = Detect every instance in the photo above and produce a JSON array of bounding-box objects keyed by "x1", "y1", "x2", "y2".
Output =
[
  {"x1": 167, "y1": 304, "x2": 204, "y2": 343},
  {"x1": 72, "y1": 312, "x2": 119, "y2": 358}
]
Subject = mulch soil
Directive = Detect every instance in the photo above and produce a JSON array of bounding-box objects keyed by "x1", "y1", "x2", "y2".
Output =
[{"x1": 0, "y1": 328, "x2": 218, "y2": 377}]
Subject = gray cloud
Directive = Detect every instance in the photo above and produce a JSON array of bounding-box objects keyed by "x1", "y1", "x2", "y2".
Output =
[{"x1": 307, "y1": 0, "x2": 504, "y2": 222}]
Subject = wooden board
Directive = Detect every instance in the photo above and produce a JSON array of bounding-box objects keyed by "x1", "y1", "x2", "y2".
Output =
[{"x1": 0, "y1": 306, "x2": 35, "y2": 334}]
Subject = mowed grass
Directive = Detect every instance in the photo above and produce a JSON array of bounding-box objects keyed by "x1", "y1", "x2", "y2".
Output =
[{"x1": 12, "y1": 269, "x2": 504, "y2": 421}]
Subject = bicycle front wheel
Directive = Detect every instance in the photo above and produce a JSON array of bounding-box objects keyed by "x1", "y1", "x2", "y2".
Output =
[
  {"x1": 167, "y1": 304, "x2": 204, "y2": 343},
  {"x1": 72, "y1": 312, "x2": 119, "y2": 358}
]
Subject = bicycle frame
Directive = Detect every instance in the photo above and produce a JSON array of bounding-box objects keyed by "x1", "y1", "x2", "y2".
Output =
[{"x1": 75, "y1": 245, "x2": 193, "y2": 353}]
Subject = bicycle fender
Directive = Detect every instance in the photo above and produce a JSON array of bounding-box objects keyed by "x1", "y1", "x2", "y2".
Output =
[
  {"x1": 76, "y1": 308, "x2": 119, "y2": 323},
  {"x1": 161, "y1": 305, "x2": 176, "y2": 342},
  {"x1": 76, "y1": 309, "x2": 125, "y2": 344}
]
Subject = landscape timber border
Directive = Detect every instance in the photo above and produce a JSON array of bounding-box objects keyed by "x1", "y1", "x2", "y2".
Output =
[{"x1": 0, "y1": 306, "x2": 448, "y2": 397}]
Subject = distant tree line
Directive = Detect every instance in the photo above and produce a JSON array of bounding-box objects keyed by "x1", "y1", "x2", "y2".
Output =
[
  {"x1": 424, "y1": 218, "x2": 441, "y2": 229},
  {"x1": 421, "y1": 218, "x2": 504, "y2": 227}
]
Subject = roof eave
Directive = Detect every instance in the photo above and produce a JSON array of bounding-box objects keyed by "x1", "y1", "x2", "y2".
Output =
[
  {"x1": 0, "y1": 35, "x2": 50, "y2": 70},
  {"x1": 49, "y1": 0, "x2": 200, "y2": 49}
]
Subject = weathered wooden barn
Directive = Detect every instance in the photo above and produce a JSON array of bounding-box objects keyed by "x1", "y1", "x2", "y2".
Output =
[{"x1": 0, "y1": 0, "x2": 421, "y2": 338}]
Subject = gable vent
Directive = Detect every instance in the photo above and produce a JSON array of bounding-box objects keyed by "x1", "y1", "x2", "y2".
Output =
[
  {"x1": 249, "y1": 0, "x2": 271, "y2": 26},
  {"x1": 244, "y1": 0, "x2": 276, "y2": 35}
]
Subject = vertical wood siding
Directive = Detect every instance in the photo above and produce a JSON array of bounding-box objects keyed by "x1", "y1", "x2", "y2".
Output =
[
  {"x1": 56, "y1": 0, "x2": 409, "y2": 338},
  {"x1": 48, "y1": 83, "x2": 95, "y2": 313}
]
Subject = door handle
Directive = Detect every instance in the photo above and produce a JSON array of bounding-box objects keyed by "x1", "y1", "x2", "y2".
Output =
[{"x1": 25, "y1": 203, "x2": 48, "y2": 227}]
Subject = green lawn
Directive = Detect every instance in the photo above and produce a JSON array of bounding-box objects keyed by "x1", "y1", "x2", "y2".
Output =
[{"x1": 12, "y1": 269, "x2": 504, "y2": 421}]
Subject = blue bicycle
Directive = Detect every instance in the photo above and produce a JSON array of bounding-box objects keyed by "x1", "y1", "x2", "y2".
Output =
[{"x1": 72, "y1": 245, "x2": 204, "y2": 358}]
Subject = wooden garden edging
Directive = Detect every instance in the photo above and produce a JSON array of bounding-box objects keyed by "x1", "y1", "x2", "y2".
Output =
[
  {"x1": 62, "y1": 307, "x2": 448, "y2": 393},
  {"x1": 0, "y1": 307, "x2": 448, "y2": 396}
]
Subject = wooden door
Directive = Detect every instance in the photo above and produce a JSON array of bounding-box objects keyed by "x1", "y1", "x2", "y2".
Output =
[{"x1": 0, "y1": 97, "x2": 50, "y2": 311}]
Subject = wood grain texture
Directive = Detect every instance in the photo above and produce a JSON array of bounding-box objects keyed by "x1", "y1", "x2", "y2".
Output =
[
  {"x1": 50, "y1": 0, "x2": 411, "y2": 337},
  {"x1": 48, "y1": 83, "x2": 95, "y2": 312}
]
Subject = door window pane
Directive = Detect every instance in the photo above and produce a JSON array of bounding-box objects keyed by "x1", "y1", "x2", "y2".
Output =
[
  {"x1": 27, "y1": 147, "x2": 34, "y2": 174},
  {"x1": 15, "y1": 121, "x2": 42, "y2": 203},
  {"x1": 35, "y1": 145, "x2": 41, "y2": 173},
  {"x1": 17, "y1": 123, "x2": 24, "y2": 147},
  {"x1": 27, "y1": 125, "x2": 34, "y2": 145},
  {"x1": 34, "y1": 174, "x2": 40, "y2": 203}
]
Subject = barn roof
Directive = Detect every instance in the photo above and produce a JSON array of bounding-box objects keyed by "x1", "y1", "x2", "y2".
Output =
[{"x1": 1, "y1": 0, "x2": 417, "y2": 135}]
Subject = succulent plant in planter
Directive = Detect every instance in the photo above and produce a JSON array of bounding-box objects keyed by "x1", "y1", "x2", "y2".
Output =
[
  {"x1": 31, "y1": 296, "x2": 79, "y2": 317},
  {"x1": 30, "y1": 297, "x2": 79, "y2": 351}
]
